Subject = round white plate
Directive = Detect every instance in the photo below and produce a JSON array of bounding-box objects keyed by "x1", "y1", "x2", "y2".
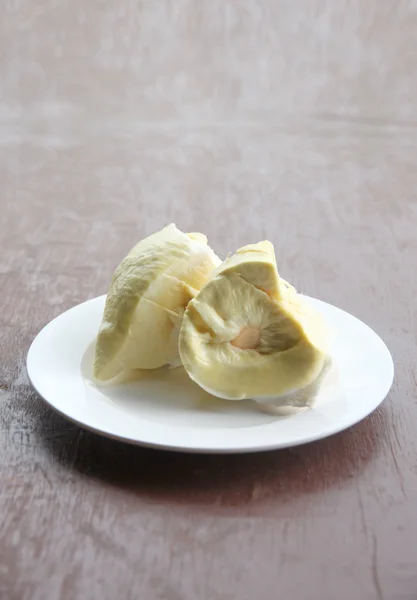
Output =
[{"x1": 27, "y1": 295, "x2": 393, "y2": 454}]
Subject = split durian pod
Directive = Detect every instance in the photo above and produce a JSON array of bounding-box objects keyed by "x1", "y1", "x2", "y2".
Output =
[{"x1": 93, "y1": 224, "x2": 331, "y2": 407}]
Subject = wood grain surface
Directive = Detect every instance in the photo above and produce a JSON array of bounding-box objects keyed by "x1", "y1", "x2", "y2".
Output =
[{"x1": 1, "y1": 2, "x2": 416, "y2": 599}]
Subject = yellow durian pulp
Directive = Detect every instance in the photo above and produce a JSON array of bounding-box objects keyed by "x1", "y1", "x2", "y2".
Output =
[
  {"x1": 179, "y1": 241, "x2": 329, "y2": 402},
  {"x1": 94, "y1": 224, "x2": 221, "y2": 382}
]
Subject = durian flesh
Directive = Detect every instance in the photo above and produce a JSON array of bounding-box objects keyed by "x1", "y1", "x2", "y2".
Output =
[
  {"x1": 179, "y1": 241, "x2": 329, "y2": 401},
  {"x1": 93, "y1": 224, "x2": 221, "y2": 381}
]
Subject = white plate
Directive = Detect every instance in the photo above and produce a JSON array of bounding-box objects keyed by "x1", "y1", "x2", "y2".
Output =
[{"x1": 27, "y1": 295, "x2": 393, "y2": 454}]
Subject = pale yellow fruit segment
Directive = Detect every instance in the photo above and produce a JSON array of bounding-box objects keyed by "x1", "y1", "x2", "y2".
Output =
[
  {"x1": 94, "y1": 224, "x2": 220, "y2": 381},
  {"x1": 179, "y1": 242, "x2": 329, "y2": 401}
]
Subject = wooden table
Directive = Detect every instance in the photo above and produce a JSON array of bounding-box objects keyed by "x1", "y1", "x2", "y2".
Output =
[{"x1": 1, "y1": 2, "x2": 416, "y2": 599}]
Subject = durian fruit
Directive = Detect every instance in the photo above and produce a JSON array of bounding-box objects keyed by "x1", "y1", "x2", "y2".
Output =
[
  {"x1": 94, "y1": 224, "x2": 220, "y2": 381},
  {"x1": 179, "y1": 241, "x2": 329, "y2": 403}
]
